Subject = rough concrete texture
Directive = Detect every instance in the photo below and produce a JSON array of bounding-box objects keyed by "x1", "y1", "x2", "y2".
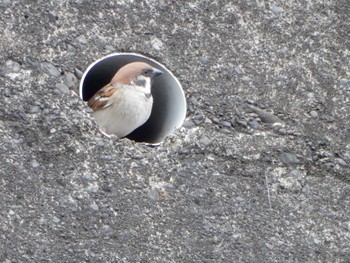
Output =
[{"x1": 1, "y1": 0, "x2": 350, "y2": 262}]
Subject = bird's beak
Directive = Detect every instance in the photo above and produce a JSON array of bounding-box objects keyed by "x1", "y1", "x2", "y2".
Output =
[{"x1": 152, "y1": 68, "x2": 163, "y2": 77}]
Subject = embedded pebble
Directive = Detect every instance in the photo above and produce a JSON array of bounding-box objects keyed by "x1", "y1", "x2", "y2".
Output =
[
  {"x1": 339, "y1": 79, "x2": 350, "y2": 86},
  {"x1": 278, "y1": 128, "x2": 287, "y2": 135},
  {"x1": 52, "y1": 216, "x2": 61, "y2": 224},
  {"x1": 31, "y1": 160, "x2": 40, "y2": 168},
  {"x1": 237, "y1": 120, "x2": 248, "y2": 127},
  {"x1": 1, "y1": 0, "x2": 11, "y2": 5},
  {"x1": 151, "y1": 37, "x2": 164, "y2": 50},
  {"x1": 271, "y1": 5, "x2": 284, "y2": 14},
  {"x1": 74, "y1": 68, "x2": 83, "y2": 78},
  {"x1": 248, "y1": 120, "x2": 262, "y2": 130},
  {"x1": 278, "y1": 47, "x2": 288, "y2": 54},
  {"x1": 183, "y1": 119, "x2": 195, "y2": 129},
  {"x1": 336, "y1": 158, "x2": 347, "y2": 166},
  {"x1": 198, "y1": 137, "x2": 212, "y2": 147},
  {"x1": 279, "y1": 153, "x2": 299, "y2": 165},
  {"x1": 4, "y1": 88, "x2": 11, "y2": 97},
  {"x1": 230, "y1": 118, "x2": 236, "y2": 126},
  {"x1": 248, "y1": 105, "x2": 282, "y2": 123},
  {"x1": 200, "y1": 56, "x2": 209, "y2": 63},
  {"x1": 221, "y1": 121, "x2": 232, "y2": 128},
  {"x1": 89, "y1": 203, "x2": 99, "y2": 212},
  {"x1": 212, "y1": 118, "x2": 221, "y2": 124},
  {"x1": 179, "y1": 147, "x2": 190, "y2": 155},
  {"x1": 76, "y1": 35, "x2": 88, "y2": 44},
  {"x1": 63, "y1": 72, "x2": 78, "y2": 88},
  {"x1": 235, "y1": 66, "x2": 244, "y2": 75},
  {"x1": 310, "y1": 111, "x2": 318, "y2": 118},
  {"x1": 56, "y1": 83, "x2": 70, "y2": 94},
  {"x1": 147, "y1": 189, "x2": 159, "y2": 200},
  {"x1": 41, "y1": 62, "x2": 60, "y2": 77},
  {"x1": 2, "y1": 59, "x2": 21, "y2": 75},
  {"x1": 29, "y1": 105, "x2": 41, "y2": 114},
  {"x1": 289, "y1": 170, "x2": 302, "y2": 178},
  {"x1": 191, "y1": 188, "x2": 207, "y2": 198},
  {"x1": 190, "y1": 96, "x2": 199, "y2": 106}
]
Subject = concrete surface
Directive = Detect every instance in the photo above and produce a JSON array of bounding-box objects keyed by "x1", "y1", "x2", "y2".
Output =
[{"x1": 1, "y1": 0, "x2": 350, "y2": 262}]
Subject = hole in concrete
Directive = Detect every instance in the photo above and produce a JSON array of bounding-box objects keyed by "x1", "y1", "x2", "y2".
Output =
[{"x1": 80, "y1": 53, "x2": 187, "y2": 144}]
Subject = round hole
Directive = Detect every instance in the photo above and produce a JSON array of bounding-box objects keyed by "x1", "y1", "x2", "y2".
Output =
[{"x1": 79, "y1": 53, "x2": 187, "y2": 144}]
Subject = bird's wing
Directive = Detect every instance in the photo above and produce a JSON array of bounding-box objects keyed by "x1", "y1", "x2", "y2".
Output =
[{"x1": 87, "y1": 83, "x2": 118, "y2": 111}]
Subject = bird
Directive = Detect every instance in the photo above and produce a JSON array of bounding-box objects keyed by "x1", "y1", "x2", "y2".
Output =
[{"x1": 87, "y1": 62, "x2": 163, "y2": 138}]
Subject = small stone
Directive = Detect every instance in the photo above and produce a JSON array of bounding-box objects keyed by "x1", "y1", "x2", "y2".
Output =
[
  {"x1": 279, "y1": 152, "x2": 299, "y2": 165},
  {"x1": 29, "y1": 105, "x2": 41, "y2": 114},
  {"x1": 248, "y1": 105, "x2": 282, "y2": 123},
  {"x1": 86, "y1": 184, "x2": 99, "y2": 193},
  {"x1": 151, "y1": 37, "x2": 164, "y2": 50},
  {"x1": 38, "y1": 217, "x2": 48, "y2": 225},
  {"x1": 104, "y1": 45, "x2": 115, "y2": 52},
  {"x1": 63, "y1": 72, "x2": 78, "y2": 88},
  {"x1": 237, "y1": 120, "x2": 248, "y2": 127},
  {"x1": 200, "y1": 56, "x2": 209, "y2": 64},
  {"x1": 52, "y1": 216, "x2": 61, "y2": 223},
  {"x1": 265, "y1": 243, "x2": 274, "y2": 249},
  {"x1": 234, "y1": 66, "x2": 244, "y2": 75},
  {"x1": 230, "y1": 118, "x2": 236, "y2": 126},
  {"x1": 147, "y1": 189, "x2": 159, "y2": 200},
  {"x1": 318, "y1": 151, "x2": 333, "y2": 158},
  {"x1": 76, "y1": 35, "x2": 88, "y2": 44},
  {"x1": 4, "y1": 88, "x2": 10, "y2": 97},
  {"x1": 339, "y1": 79, "x2": 350, "y2": 86},
  {"x1": 179, "y1": 147, "x2": 190, "y2": 155},
  {"x1": 271, "y1": 5, "x2": 284, "y2": 14},
  {"x1": 56, "y1": 83, "x2": 70, "y2": 94},
  {"x1": 2, "y1": 59, "x2": 21, "y2": 75},
  {"x1": 248, "y1": 120, "x2": 262, "y2": 130},
  {"x1": 212, "y1": 118, "x2": 221, "y2": 124},
  {"x1": 191, "y1": 188, "x2": 207, "y2": 198},
  {"x1": 74, "y1": 68, "x2": 83, "y2": 78},
  {"x1": 310, "y1": 110, "x2": 318, "y2": 118},
  {"x1": 198, "y1": 137, "x2": 212, "y2": 147},
  {"x1": 204, "y1": 117, "x2": 212, "y2": 124},
  {"x1": 190, "y1": 96, "x2": 199, "y2": 106},
  {"x1": 307, "y1": 92, "x2": 315, "y2": 99},
  {"x1": 221, "y1": 121, "x2": 232, "y2": 128},
  {"x1": 289, "y1": 169, "x2": 301, "y2": 177},
  {"x1": 31, "y1": 160, "x2": 39, "y2": 168},
  {"x1": 277, "y1": 47, "x2": 288, "y2": 54},
  {"x1": 183, "y1": 119, "x2": 195, "y2": 129},
  {"x1": 337, "y1": 158, "x2": 347, "y2": 166},
  {"x1": 100, "y1": 225, "x2": 113, "y2": 236},
  {"x1": 278, "y1": 128, "x2": 287, "y2": 135},
  {"x1": 41, "y1": 62, "x2": 60, "y2": 77},
  {"x1": 89, "y1": 203, "x2": 99, "y2": 212},
  {"x1": 2, "y1": 0, "x2": 11, "y2": 5}
]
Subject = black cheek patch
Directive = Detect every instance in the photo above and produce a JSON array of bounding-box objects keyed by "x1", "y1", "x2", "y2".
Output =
[{"x1": 134, "y1": 78, "x2": 146, "y2": 87}]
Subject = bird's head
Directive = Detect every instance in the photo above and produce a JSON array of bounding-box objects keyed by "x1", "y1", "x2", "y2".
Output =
[{"x1": 111, "y1": 62, "x2": 163, "y2": 92}]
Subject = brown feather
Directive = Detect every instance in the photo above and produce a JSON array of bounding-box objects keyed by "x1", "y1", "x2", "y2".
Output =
[
  {"x1": 87, "y1": 84, "x2": 117, "y2": 111},
  {"x1": 111, "y1": 62, "x2": 153, "y2": 85}
]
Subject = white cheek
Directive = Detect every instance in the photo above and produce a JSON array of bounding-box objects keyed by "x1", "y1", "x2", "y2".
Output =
[{"x1": 144, "y1": 78, "x2": 151, "y2": 92}]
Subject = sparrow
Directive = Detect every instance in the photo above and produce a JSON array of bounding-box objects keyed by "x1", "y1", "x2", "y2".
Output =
[{"x1": 87, "y1": 62, "x2": 163, "y2": 138}]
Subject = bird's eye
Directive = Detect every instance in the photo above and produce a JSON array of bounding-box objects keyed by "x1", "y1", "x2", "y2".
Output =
[{"x1": 142, "y1": 68, "x2": 152, "y2": 75}]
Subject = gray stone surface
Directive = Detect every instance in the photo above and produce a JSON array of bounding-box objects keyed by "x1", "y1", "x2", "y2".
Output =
[{"x1": 1, "y1": 0, "x2": 350, "y2": 262}]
